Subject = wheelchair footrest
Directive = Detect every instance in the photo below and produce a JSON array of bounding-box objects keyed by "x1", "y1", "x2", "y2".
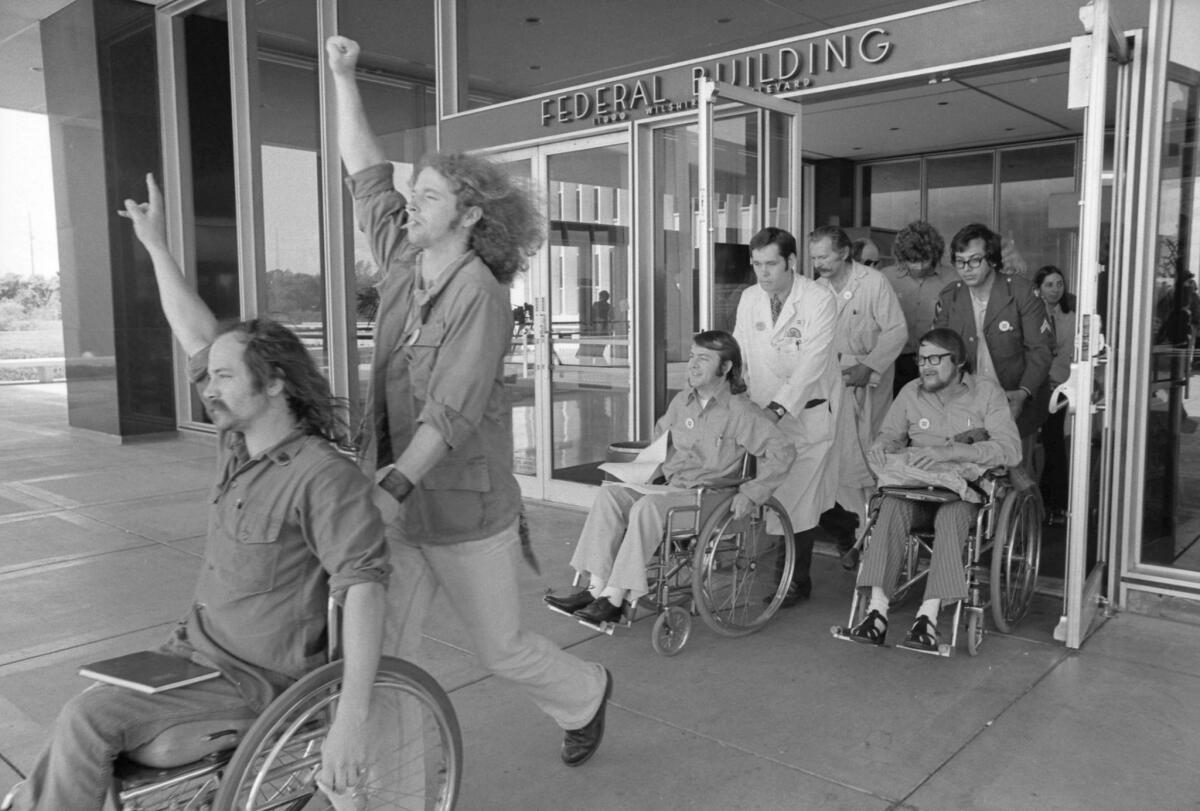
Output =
[
  {"x1": 545, "y1": 602, "x2": 632, "y2": 634},
  {"x1": 896, "y1": 638, "x2": 953, "y2": 657},
  {"x1": 829, "y1": 625, "x2": 888, "y2": 647}
]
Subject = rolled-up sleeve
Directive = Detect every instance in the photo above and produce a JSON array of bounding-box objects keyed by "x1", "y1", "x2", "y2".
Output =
[
  {"x1": 302, "y1": 456, "x2": 390, "y2": 602},
  {"x1": 419, "y1": 280, "x2": 512, "y2": 449},
  {"x1": 346, "y1": 163, "x2": 411, "y2": 272}
]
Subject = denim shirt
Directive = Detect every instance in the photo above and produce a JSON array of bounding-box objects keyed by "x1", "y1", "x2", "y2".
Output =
[
  {"x1": 172, "y1": 351, "x2": 390, "y2": 711},
  {"x1": 347, "y1": 163, "x2": 522, "y2": 545}
]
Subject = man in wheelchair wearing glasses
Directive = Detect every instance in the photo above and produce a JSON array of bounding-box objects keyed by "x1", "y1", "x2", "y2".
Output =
[
  {"x1": 544, "y1": 330, "x2": 795, "y2": 625},
  {"x1": 846, "y1": 327, "x2": 1021, "y2": 652},
  {"x1": 3, "y1": 175, "x2": 390, "y2": 811}
]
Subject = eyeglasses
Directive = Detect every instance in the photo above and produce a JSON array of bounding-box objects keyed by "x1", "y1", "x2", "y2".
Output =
[
  {"x1": 953, "y1": 255, "x2": 987, "y2": 270},
  {"x1": 861, "y1": 259, "x2": 878, "y2": 267},
  {"x1": 916, "y1": 352, "x2": 954, "y2": 367}
]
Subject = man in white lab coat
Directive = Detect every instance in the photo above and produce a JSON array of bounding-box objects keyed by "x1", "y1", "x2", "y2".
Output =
[
  {"x1": 734, "y1": 227, "x2": 842, "y2": 604},
  {"x1": 812, "y1": 225, "x2": 908, "y2": 565}
]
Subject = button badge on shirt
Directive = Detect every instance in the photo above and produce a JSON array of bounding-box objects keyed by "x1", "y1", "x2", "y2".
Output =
[
  {"x1": 918, "y1": 418, "x2": 930, "y2": 430},
  {"x1": 685, "y1": 418, "x2": 695, "y2": 429}
]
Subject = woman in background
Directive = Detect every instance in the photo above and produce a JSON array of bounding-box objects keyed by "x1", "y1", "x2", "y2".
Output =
[{"x1": 1035, "y1": 265, "x2": 1075, "y2": 526}]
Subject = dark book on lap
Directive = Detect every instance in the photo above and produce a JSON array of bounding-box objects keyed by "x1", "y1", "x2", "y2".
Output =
[{"x1": 79, "y1": 651, "x2": 221, "y2": 694}]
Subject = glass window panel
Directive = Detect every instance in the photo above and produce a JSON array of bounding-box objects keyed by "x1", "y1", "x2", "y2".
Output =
[
  {"x1": 766, "y1": 113, "x2": 793, "y2": 230},
  {"x1": 998, "y1": 142, "x2": 1077, "y2": 281},
  {"x1": 652, "y1": 114, "x2": 759, "y2": 413},
  {"x1": 256, "y1": 9, "x2": 326, "y2": 382},
  {"x1": 546, "y1": 145, "x2": 631, "y2": 482},
  {"x1": 861, "y1": 160, "x2": 920, "y2": 230},
  {"x1": 1141, "y1": 66, "x2": 1200, "y2": 572},
  {"x1": 340, "y1": 2, "x2": 437, "y2": 417},
  {"x1": 180, "y1": 1, "x2": 239, "y2": 424},
  {"x1": 927, "y1": 151, "x2": 993, "y2": 244}
]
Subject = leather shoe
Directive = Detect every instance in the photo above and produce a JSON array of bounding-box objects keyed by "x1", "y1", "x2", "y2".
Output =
[
  {"x1": 545, "y1": 589, "x2": 594, "y2": 613},
  {"x1": 562, "y1": 668, "x2": 613, "y2": 766},
  {"x1": 574, "y1": 596, "x2": 622, "y2": 624},
  {"x1": 779, "y1": 580, "x2": 811, "y2": 608}
]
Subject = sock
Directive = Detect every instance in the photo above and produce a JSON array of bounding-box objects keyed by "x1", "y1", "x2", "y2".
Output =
[
  {"x1": 917, "y1": 598, "x2": 940, "y2": 622},
  {"x1": 598, "y1": 587, "x2": 627, "y2": 606},
  {"x1": 867, "y1": 587, "x2": 890, "y2": 617},
  {"x1": 587, "y1": 575, "x2": 604, "y2": 597}
]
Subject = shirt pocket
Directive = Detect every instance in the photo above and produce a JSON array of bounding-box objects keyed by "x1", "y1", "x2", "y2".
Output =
[
  {"x1": 402, "y1": 320, "x2": 445, "y2": 397},
  {"x1": 218, "y1": 508, "x2": 284, "y2": 597}
]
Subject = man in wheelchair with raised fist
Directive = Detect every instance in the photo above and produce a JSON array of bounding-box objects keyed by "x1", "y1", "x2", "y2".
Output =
[
  {"x1": 846, "y1": 327, "x2": 1021, "y2": 652},
  {"x1": 3, "y1": 175, "x2": 390, "y2": 811}
]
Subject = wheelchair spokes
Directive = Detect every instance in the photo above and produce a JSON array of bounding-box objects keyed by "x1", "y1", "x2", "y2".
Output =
[
  {"x1": 693, "y1": 499, "x2": 794, "y2": 637},
  {"x1": 990, "y1": 487, "x2": 1043, "y2": 632}
]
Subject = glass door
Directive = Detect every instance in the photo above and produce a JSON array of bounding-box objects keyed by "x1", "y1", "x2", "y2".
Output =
[
  {"x1": 645, "y1": 82, "x2": 800, "y2": 418},
  {"x1": 492, "y1": 137, "x2": 632, "y2": 505},
  {"x1": 1056, "y1": 0, "x2": 1136, "y2": 648}
]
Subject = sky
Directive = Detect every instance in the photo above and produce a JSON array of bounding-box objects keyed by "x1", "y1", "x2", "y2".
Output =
[{"x1": 0, "y1": 108, "x2": 58, "y2": 278}]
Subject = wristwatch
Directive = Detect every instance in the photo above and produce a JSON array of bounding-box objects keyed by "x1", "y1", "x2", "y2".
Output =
[{"x1": 766, "y1": 401, "x2": 788, "y2": 420}]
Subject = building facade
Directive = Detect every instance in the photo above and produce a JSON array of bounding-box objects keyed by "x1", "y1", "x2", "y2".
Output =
[{"x1": 36, "y1": 0, "x2": 1200, "y2": 646}]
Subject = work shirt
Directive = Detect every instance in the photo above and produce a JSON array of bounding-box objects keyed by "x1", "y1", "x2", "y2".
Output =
[
  {"x1": 653, "y1": 386, "x2": 795, "y2": 506},
  {"x1": 874, "y1": 373, "x2": 1022, "y2": 470},
  {"x1": 169, "y1": 349, "x2": 390, "y2": 712},
  {"x1": 348, "y1": 162, "x2": 521, "y2": 545},
  {"x1": 1047, "y1": 303, "x2": 1075, "y2": 385},
  {"x1": 881, "y1": 263, "x2": 960, "y2": 354}
]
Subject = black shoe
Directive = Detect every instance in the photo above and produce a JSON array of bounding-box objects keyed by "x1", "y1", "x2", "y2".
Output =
[
  {"x1": 545, "y1": 589, "x2": 594, "y2": 614},
  {"x1": 562, "y1": 668, "x2": 614, "y2": 766},
  {"x1": 904, "y1": 615, "x2": 940, "y2": 652},
  {"x1": 779, "y1": 580, "x2": 811, "y2": 609},
  {"x1": 574, "y1": 596, "x2": 622, "y2": 624}
]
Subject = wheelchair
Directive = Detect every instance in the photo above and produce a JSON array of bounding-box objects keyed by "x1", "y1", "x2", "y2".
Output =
[
  {"x1": 551, "y1": 455, "x2": 796, "y2": 657},
  {"x1": 830, "y1": 468, "x2": 1042, "y2": 657},
  {"x1": 108, "y1": 602, "x2": 462, "y2": 810}
]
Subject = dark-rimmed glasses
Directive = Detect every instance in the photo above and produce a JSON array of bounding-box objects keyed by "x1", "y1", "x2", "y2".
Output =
[
  {"x1": 916, "y1": 352, "x2": 953, "y2": 367},
  {"x1": 953, "y1": 255, "x2": 987, "y2": 270}
]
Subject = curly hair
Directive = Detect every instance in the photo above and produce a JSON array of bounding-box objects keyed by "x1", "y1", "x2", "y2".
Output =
[
  {"x1": 894, "y1": 221, "x2": 945, "y2": 267},
  {"x1": 414, "y1": 152, "x2": 546, "y2": 285},
  {"x1": 221, "y1": 318, "x2": 351, "y2": 447},
  {"x1": 950, "y1": 222, "x2": 1003, "y2": 271},
  {"x1": 693, "y1": 329, "x2": 747, "y2": 395}
]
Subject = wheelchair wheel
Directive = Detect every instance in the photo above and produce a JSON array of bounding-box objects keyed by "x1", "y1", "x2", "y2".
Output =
[
  {"x1": 888, "y1": 533, "x2": 924, "y2": 610},
  {"x1": 990, "y1": 487, "x2": 1043, "y2": 633},
  {"x1": 693, "y1": 496, "x2": 795, "y2": 637},
  {"x1": 651, "y1": 606, "x2": 692, "y2": 656},
  {"x1": 213, "y1": 656, "x2": 461, "y2": 811},
  {"x1": 966, "y1": 610, "x2": 984, "y2": 657}
]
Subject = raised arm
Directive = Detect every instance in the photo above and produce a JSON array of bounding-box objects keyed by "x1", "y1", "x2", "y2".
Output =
[
  {"x1": 119, "y1": 173, "x2": 218, "y2": 356},
  {"x1": 326, "y1": 36, "x2": 387, "y2": 174}
]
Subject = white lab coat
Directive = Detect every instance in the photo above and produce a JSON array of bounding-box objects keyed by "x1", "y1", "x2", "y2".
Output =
[
  {"x1": 816, "y1": 262, "x2": 908, "y2": 518},
  {"x1": 734, "y1": 274, "x2": 842, "y2": 533}
]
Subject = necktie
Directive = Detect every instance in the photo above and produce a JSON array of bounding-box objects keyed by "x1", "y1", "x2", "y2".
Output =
[{"x1": 770, "y1": 295, "x2": 782, "y2": 325}]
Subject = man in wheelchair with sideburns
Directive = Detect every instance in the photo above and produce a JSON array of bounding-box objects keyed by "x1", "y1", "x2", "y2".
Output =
[
  {"x1": 544, "y1": 330, "x2": 795, "y2": 624},
  {"x1": 844, "y1": 327, "x2": 1021, "y2": 652},
  {"x1": 3, "y1": 174, "x2": 390, "y2": 811}
]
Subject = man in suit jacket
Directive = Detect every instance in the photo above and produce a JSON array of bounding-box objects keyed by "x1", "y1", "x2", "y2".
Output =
[
  {"x1": 734, "y1": 227, "x2": 842, "y2": 604},
  {"x1": 933, "y1": 223, "x2": 1052, "y2": 466}
]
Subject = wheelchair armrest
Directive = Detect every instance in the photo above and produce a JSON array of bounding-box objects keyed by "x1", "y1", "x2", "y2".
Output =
[
  {"x1": 980, "y1": 467, "x2": 1008, "y2": 481},
  {"x1": 878, "y1": 485, "x2": 961, "y2": 503}
]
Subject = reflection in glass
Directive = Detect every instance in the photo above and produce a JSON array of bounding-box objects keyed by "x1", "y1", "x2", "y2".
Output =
[
  {"x1": 652, "y1": 115, "x2": 759, "y2": 414},
  {"x1": 1141, "y1": 70, "x2": 1200, "y2": 572},
  {"x1": 861, "y1": 159, "x2": 920, "y2": 230},
  {"x1": 998, "y1": 142, "x2": 1077, "y2": 279},
  {"x1": 546, "y1": 147, "x2": 631, "y2": 482},
  {"x1": 180, "y1": 1, "x2": 238, "y2": 424},
  {"x1": 257, "y1": 9, "x2": 326, "y2": 380},
  {"x1": 927, "y1": 151, "x2": 993, "y2": 244}
]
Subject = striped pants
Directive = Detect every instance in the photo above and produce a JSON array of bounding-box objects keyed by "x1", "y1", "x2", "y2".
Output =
[{"x1": 856, "y1": 496, "x2": 979, "y2": 603}]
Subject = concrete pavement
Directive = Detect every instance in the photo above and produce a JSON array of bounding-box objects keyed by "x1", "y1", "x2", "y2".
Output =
[{"x1": 2, "y1": 382, "x2": 1199, "y2": 809}]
